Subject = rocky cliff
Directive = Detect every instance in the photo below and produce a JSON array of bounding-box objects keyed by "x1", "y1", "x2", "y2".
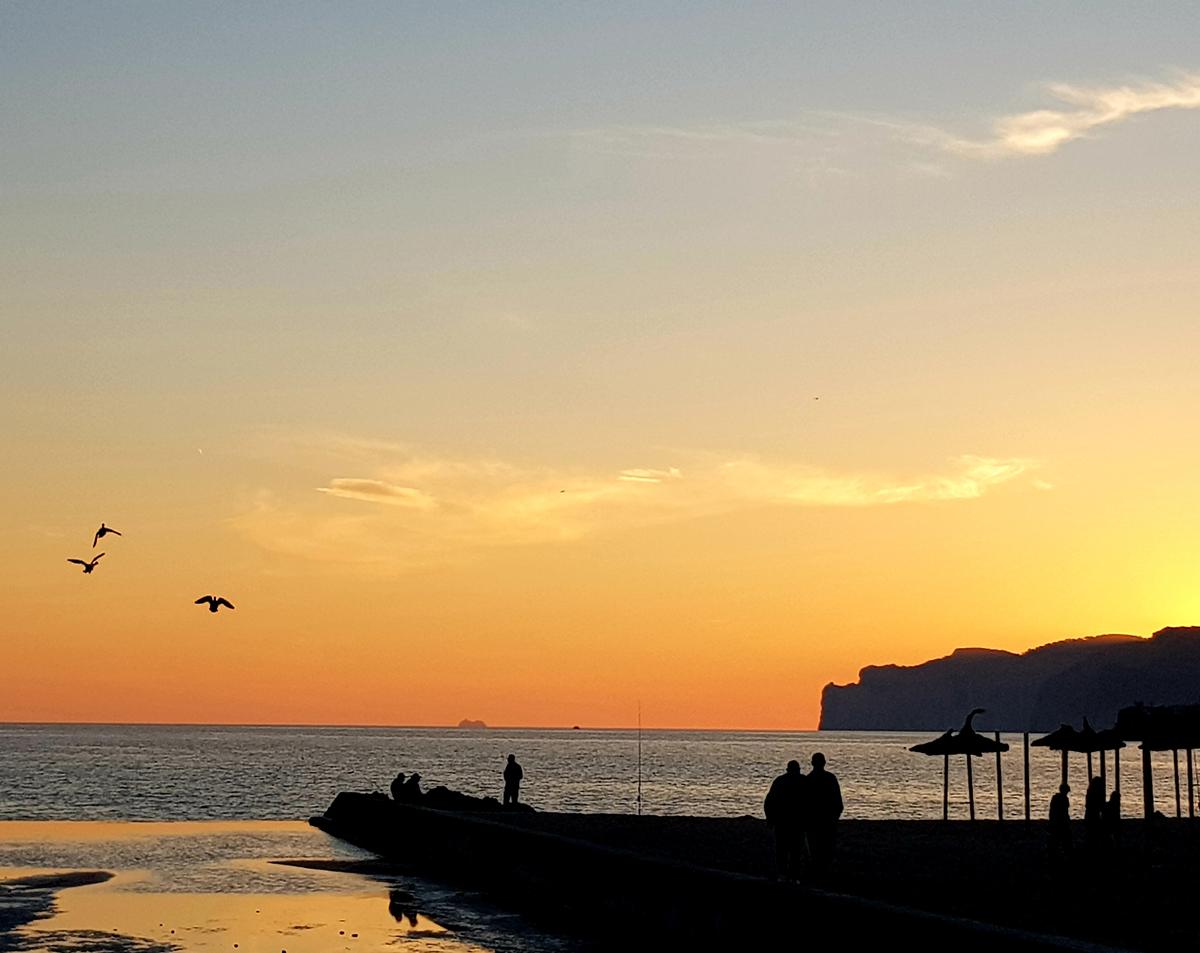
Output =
[{"x1": 819, "y1": 626, "x2": 1200, "y2": 731}]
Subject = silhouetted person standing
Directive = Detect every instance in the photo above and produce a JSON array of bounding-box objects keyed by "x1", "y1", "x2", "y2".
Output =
[
  {"x1": 805, "y1": 752, "x2": 843, "y2": 877},
  {"x1": 763, "y1": 760, "x2": 806, "y2": 878},
  {"x1": 503, "y1": 754, "x2": 523, "y2": 806},
  {"x1": 1049, "y1": 782, "x2": 1072, "y2": 860}
]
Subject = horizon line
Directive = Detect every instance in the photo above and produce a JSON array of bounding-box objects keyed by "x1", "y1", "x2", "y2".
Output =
[{"x1": 0, "y1": 719, "x2": 826, "y2": 733}]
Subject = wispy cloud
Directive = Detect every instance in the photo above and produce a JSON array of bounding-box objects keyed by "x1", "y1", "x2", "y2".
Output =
[
  {"x1": 924, "y1": 73, "x2": 1200, "y2": 159},
  {"x1": 231, "y1": 440, "x2": 1044, "y2": 571},
  {"x1": 570, "y1": 71, "x2": 1200, "y2": 172},
  {"x1": 316, "y1": 479, "x2": 437, "y2": 509}
]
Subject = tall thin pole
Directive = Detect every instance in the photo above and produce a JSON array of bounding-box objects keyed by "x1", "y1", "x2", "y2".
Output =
[
  {"x1": 942, "y1": 753, "x2": 949, "y2": 820},
  {"x1": 1173, "y1": 749, "x2": 1182, "y2": 818},
  {"x1": 1187, "y1": 749, "x2": 1194, "y2": 819},
  {"x1": 1142, "y1": 745, "x2": 1153, "y2": 820},
  {"x1": 636, "y1": 700, "x2": 642, "y2": 817},
  {"x1": 995, "y1": 731, "x2": 1004, "y2": 821},
  {"x1": 966, "y1": 754, "x2": 976, "y2": 821},
  {"x1": 1023, "y1": 732, "x2": 1031, "y2": 822}
]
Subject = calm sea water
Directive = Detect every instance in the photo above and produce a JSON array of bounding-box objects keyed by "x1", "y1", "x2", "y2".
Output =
[
  {"x1": 1, "y1": 724, "x2": 1195, "y2": 821},
  {"x1": 3, "y1": 725, "x2": 1195, "y2": 952}
]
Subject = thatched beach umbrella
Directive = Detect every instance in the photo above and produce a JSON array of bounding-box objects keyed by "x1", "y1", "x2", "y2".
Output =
[{"x1": 911, "y1": 709, "x2": 1009, "y2": 821}]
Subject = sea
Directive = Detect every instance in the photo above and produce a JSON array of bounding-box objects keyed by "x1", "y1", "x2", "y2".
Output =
[{"x1": 1, "y1": 724, "x2": 1194, "y2": 952}]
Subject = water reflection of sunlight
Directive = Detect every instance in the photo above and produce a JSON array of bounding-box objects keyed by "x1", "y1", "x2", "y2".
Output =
[
  {"x1": 0, "y1": 822, "x2": 493, "y2": 953},
  {"x1": 25, "y1": 884, "x2": 457, "y2": 953}
]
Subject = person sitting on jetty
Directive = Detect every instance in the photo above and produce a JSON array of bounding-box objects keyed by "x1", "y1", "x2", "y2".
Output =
[
  {"x1": 763, "y1": 760, "x2": 806, "y2": 879},
  {"x1": 805, "y1": 752, "x2": 843, "y2": 877},
  {"x1": 1048, "y1": 782, "x2": 1072, "y2": 859},
  {"x1": 503, "y1": 754, "x2": 524, "y2": 806},
  {"x1": 390, "y1": 772, "x2": 407, "y2": 802},
  {"x1": 396, "y1": 772, "x2": 424, "y2": 804}
]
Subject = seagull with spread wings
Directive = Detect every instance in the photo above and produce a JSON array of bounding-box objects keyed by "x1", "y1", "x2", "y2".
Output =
[
  {"x1": 195, "y1": 595, "x2": 235, "y2": 613},
  {"x1": 93, "y1": 523, "x2": 121, "y2": 547},
  {"x1": 67, "y1": 553, "x2": 105, "y2": 574}
]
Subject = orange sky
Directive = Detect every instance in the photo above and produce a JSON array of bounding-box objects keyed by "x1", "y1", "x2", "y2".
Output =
[{"x1": 5, "y1": 7, "x2": 1200, "y2": 728}]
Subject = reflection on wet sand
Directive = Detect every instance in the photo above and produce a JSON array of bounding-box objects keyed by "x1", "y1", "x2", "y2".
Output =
[
  {"x1": 21, "y1": 876, "x2": 452, "y2": 953},
  {"x1": 0, "y1": 822, "x2": 563, "y2": 953}
]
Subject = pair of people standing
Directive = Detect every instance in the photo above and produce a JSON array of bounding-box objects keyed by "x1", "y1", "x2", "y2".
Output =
[{"x1": 764, "y1": 752, "x2": 843, "y2": 878}]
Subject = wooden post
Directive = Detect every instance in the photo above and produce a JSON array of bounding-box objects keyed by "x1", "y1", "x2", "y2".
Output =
[
  {"x1": 1174, "y1": 749, "x2": 1182, "y2": 818},
  {"x1": 1023, "y1": 732, "x2": 1031, "y2": 822},
  {"x1": 995, "y1": 731, "x2": 1004, "y2": 821},
  {"x1": 966, "y1": 754, "x2": 976, "y2": 821},
  {"x1": 1187, "y1": 748, "x2": 1194, "y2": 819},
  {"x1": 942, "y1": 752, "x2": 949, "y2": 821},
  {"x1": 1142, "y1": 745, "x2": 1154, "y2": 820}
]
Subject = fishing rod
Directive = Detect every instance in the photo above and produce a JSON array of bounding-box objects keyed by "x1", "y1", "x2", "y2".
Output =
[{"x1": 637, "y1": 699, "x2": 642, "y2": 817}]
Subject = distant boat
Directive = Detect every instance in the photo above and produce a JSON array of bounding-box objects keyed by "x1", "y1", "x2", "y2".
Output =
[{"x1": 457, "y1": 719, "x2": 487, "y2": 730}]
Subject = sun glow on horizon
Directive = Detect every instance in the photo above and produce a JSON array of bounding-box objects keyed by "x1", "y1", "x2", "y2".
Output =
[{"x1": 3, "y1": 5, "x2": 1200, "y2": 729}]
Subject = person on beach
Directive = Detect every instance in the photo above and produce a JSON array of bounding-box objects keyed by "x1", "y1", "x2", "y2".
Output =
[
  {"x1": 503, "y1": 754, "x2": 524, "y2": 806},
  {"x1": 390, "y1": 772, "x2": 407, "y2": 802},
  {"x1": 1048, "y1": 782, "x2": 1072, "y2": 860},
  {"x1": 805, "y1": 752, "x2": 843, "y2": 877},
  {"x1": 763, "y1": 759, "x2": 807, "y2": 879}
]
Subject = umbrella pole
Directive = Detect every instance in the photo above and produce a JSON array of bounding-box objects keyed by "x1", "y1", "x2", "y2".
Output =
[
  {"x1": 1187, "y1": 748, "x2": 1194, "y2": 819},
  {"x1": 1100, "y1": 748, "x2": 1107, "y2": 787},
  {"x1": 1087, "y1": 750, "x2": 1094, "y2": 779},
  {"x1": 1060, "y1": 749, "x2": 1068, "y2": 789},
  {"x1": 943, "y1": 752, "x2": 949, "y2": 821},
  {"x1": 966, "y1": 753, "x2": 976, "y2": 821},
  {"x1": 995, "y1": 731, "x2": 1004, "y2": 821},
  {"x1": 1174, "y1": 749, "x2": 1182, "y2": 818},
  {"x1": 1023, "y1": 731, "x2": 1031, "y2": 822},
  {"x1": 1115, "y1": 747, "x2": 1120, "y2": 797},
  {"x1": 1142, "y1": 745, "x2": 1153, "y2": 820}
]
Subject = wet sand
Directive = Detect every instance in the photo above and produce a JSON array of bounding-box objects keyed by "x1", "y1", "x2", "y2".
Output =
[{"x1": 0, "y1": 821, "x2": 571, "y2": 953}]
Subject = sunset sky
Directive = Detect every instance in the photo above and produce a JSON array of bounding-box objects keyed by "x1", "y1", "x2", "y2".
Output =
[{"x1": 4, "y1": 3, "x2": 1199, "y2": 728}]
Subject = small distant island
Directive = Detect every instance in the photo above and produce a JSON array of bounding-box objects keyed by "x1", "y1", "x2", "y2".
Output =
[
  {"x1": 821, "y1": 625, "x2": 1200, "y2": 731},
  {"x1": 456, "y1": 718, "x2": 487, "y2": 730}
]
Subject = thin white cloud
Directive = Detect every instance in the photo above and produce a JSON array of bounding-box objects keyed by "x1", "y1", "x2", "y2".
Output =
[
  {"x1": 931, "y1": 73, "x2": 1200, "y2": 159},
  {"x1": 231, "y1": 441, "x2": 1044, "y2": 571},
  {"x1": 316, "y1": 479, "x2": 437, "y2": 509},
  {"x1": 618, "y1": 467, "x2": 683, "y2": 483},
  {"x1": 571, "y1": 71, "x2": 1200, "y2": 170}
]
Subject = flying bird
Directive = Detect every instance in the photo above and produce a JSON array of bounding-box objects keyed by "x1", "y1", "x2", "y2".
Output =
[
  {"x1": 93, "y1": 523, "x2": 122, "y2": 547},
  {"x1": 67, "y1": 553, "x2": 105, "y2": 574},
  {"x1": 195, "y1": 595, "x2": 235, "y2": 613}
]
